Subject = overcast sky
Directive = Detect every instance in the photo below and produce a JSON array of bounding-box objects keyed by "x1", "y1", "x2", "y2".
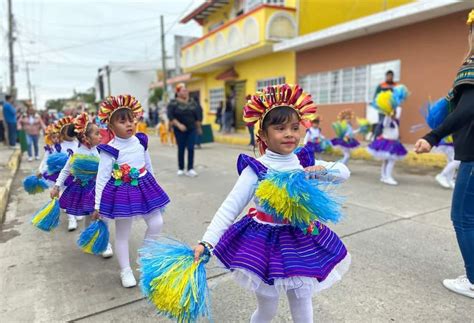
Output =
[{"x1": 0, "y1": 0, "x2": 203, "y2": 108}]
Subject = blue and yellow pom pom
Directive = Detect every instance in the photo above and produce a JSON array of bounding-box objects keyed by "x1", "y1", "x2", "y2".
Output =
[
  {"x1": 373, "y1": 85, "x2": 409, "y2": 116},
  {"x1": 424, "y1": 97, "x2": 449, "y2": 130},
  {"x1": 23, "y1": 175, "x2": 49, "y2": 194},
  {"x1": 70, "y1": 154, "x2": 100, "y2": 186},
  {"x1": 47, "y1": 152, "x2": 68, "y2": 174},
  {"x1": 332, "y1": 120, "x2": 348, "y2": 139},
  {"x1": 31, "y1": 198, "x2": 61, "y2": 232},
  {"x1": 255, "y1": 170, "x2": 343, "y2": 232},
  {"x1": 77, "y1": 219, "x2": 109, "y2": 254},
  {"x1": 356, "y1": 117, "x2": 371, "y2": 136},
  {"x1": 139, "y1": 238, "x2": 211, "y2": 323}
]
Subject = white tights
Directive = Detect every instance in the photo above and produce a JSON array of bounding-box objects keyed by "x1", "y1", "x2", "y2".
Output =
[
  {"x1": 250, "y1": 290, "x2": 313, "y2": 323},
  {"x1": 440, "y1": 149, "x2": 460, "y2": 181},
  {"x1": 114, "y1": 210, "x2": 163, "y2": 270},
  {"x1": 340, "y1": 148, "x2": 351, "y2": 165},
  {"x1": 381, "y1": 159, "x2": 396, "y2": 179}
]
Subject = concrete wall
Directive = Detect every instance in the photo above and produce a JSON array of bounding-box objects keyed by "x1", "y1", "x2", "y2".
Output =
[{"x1": 296, "y1": 11, "x2": 469, "y2": 143}]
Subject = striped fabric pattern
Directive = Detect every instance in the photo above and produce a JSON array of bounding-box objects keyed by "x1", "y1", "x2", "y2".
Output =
[
  {"x1": 100, "y1": 172, "x2": 170, "y2": 218},
  {"x1": 214, "y1": 215, "x2": 348, "y2": 285},
  {"x1": 59, "y1": 180, "x2": 95, "y2": 216}
]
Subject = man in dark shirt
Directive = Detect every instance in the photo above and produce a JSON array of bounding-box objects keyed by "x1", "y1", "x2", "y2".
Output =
[{"x1": 2, "y1": 94, "x2": 18, "y2": 148}]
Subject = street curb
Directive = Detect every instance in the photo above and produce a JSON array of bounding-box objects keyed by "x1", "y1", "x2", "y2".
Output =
[
  {"x1": 214, "y1": 134, "x2": 447, "y2": 168},
  {"x1": 0, "y1": 149, "x2": 22, "y2": 223}
]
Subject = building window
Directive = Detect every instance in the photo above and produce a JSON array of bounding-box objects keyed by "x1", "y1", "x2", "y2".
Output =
[
  {"x1": 209, "y1": 88, "x2": 225, "y2": 113},
  {"x1": 297, "y1": 59, "x2": 400, "y2": 105},
  {"x1": 246, "y1": 0, "x2": 285, "y2": 11},
  {"x1": 256, "y1": 76, "x2": 286, "y2": 91}
]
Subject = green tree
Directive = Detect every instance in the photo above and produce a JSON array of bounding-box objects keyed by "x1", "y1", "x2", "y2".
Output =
[{"x1": 148, "y1": 87, "x2": 163, "y2": 109}]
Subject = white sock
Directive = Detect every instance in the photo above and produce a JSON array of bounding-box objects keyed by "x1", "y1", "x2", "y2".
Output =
[
  {"x1": 67, "y1": 214, "x2": 75, "y2": 221},
  {"x1": 386, "y1": 159, "x2": 396, "y2": 179},
  {"x1": 381, "y1": 160, "x2": 387, "y2": 179},
  {"x1": 115, "y1": 218, "x2": 133, "y2": 270},
  {"x1": 250, "y1": 293, "x2": 279, "y2": 323},
  {"x1": 441, "y1": 160, "x2": 460, "y2": 180},
  {"x1": 287, "y1": 290, "x2": 313, "y2": 323},
  {"x1": 143, "y1": 210, "x2": 163, "y2": 241},
  {"x1": 341, "y1": 149, "x2": 350, "y2": 164}
]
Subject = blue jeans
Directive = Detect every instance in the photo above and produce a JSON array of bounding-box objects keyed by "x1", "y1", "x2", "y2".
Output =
[
  {"x1": 7, "y1": 122, "x2": 17, "y2": 147},
  {"x1": 451, "y1": 162, "x2": 474, "y2": 283},
  {"x1": 26, "y1": 134, "x2": 39, "y2": 158},
  {"x1": 174, "y1": 127, "x2": 196, "y2": 171}
]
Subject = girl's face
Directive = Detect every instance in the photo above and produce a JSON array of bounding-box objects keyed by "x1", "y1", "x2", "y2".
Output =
[
  {"x1": 259, "y1": 114, "x2": 301, "y2": 155},
  {"x1": 85, "y1": 124, "x2": 101, "y2": 147},
  {"x1": 50, "y1": 133, "x2": 60, "y2": 144},
  {"x1": 110, "y1": 114, "x2": 135, "y2": 139},
  {"x1": 312, "y1": 121, "x2": 320, "y2": 129}
]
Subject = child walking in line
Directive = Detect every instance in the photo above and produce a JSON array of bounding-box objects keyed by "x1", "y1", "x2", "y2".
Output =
[
  {"x1": 331, "y1": 109, "x2": 360, "y2": 164},
  {"x1": 156, "y1": 119, "x2": 170, "y2": 145},
  {"x1": 50, "y1": 113, "x2": 113, "y2": 258},
  {"x1": 303, "y1": 115, "x2": 331, "y2": 157},
  {"x1": 193, "y1": 85, "x2": 350, "y2": 323},
  {"x1": 39, "y1": 123, "x2": 63, "y2": 185},
  {"x1": 93, "y1": 95, "x2": 170, "y2": 288}
]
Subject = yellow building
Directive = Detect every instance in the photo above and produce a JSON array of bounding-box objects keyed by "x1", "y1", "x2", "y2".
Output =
[{"x1": 179, "y1": 0, "x2": 413, "y2": 131}]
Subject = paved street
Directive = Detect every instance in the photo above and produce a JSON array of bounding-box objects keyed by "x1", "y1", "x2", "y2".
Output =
[{"x1": 0, "y1": 137, "x2": 472, "y2": 322}]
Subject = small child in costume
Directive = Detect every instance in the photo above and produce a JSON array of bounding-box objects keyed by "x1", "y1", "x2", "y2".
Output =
[
  {"x1": 38, "y1": 123, "x2": 63, "y2": 185},
  {"x1": 50, "y1": 113, "x2": 113, "y2": 257},
  {"x1": 57, "y1": 116, "x2": 79, "y2": 157},
  {"x1": 136, "y1": 116, "x2": 148, "y2": 134},
  {"x1": 331, "y1": 109, "x2": 360, "y2": 164},
  {"x1": 93, "y1": 95, "x2": 170, "y2": 288},
  {"x1": 193, "y1": 84, "x2": 350, "y2": 323},
  {"x1": 368, "y1": 85, "x2": 409, "y2": 186},
  {"x1": 303, "y1": 115, "x2": 331, "y2": 156},
  {"x1": 156, "y1": 119, "x2": 170, "y2": 145}
]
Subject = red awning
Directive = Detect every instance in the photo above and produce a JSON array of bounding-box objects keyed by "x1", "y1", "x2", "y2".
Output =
[{"x1": 216, "y1": 67, "x2": 239, "y2": 81}]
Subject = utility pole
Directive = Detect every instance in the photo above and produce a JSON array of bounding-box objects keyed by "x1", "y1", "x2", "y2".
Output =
[
  {"x1": 7, "y1": 0, "x2": 16, "y2": 97},
  {"x1": 25, "y1": 62, "x2": 32, "y2": 102},
  {"x1": 160, "y1": 15, "x2": 168, "y2": 103},
  {"x1": 105, "y1": 65, "x2": 111, "y2": 96}
]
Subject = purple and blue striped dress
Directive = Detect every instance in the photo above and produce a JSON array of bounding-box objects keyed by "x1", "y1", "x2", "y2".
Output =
[
  {"x1": 97, "y1": 133, "x2": 170, "y2": 219},
  {"x1": 213, "y1": 147, "x2": 350, "y2": 297}
]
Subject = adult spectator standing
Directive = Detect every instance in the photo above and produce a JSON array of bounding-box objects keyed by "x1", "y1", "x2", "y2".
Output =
[
  {"x1": 0, "y1": 100, "x2": 5, "y2": 143},
  {"x1": 372, "y1": 70, "x2": 397, "y2": 139},
  {"x1": 2, "y1": 95, "x2": 18, "y2": 148},
  {"x1": 223, "y1": 86, "x2": 236, "y2": 133},
  {"x1": 414, "y1": 11, "x2": 474, "y2": 298},
  {"x1": 167, "y1": 83, "x2": 202, "y2": 177},
  {"x1": 18, "y1": 107, "x2": 46, "y2": 161}
]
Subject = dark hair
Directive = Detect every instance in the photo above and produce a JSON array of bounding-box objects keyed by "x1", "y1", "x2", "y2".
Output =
[
  {"x1": 62, "y1": 124, "x2": 76, "y2": 138},
  {"x1": 5, "y1": 94, "x2": 12, "y2": 101},
  {"x1": 110, "y1": 108, "x2": 134, "y2": 125},
  {"x1": 386, "y1": 70, "x2": 394, "y2": 76},
  {"x1": 76, "y1": 123, "x2": 96, "y2": 144},
  {"x1": 261, "y1": 106, "x2": 300, "y2": 133}
]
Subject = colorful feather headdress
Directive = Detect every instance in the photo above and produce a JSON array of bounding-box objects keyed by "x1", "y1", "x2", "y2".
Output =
[
  {"x1": 243, "y1": 84, "x2": 317, "y2": 126},
  {"x1": 337, "y1": 109, "x2": 354, "y2": 121},
  {"x1": 74, "y1": 112, "x2": 90, "y2": 136},
  {"x1": 99, "y1": 95, "x2": 143, "y2": 124},
  {"x1": 56, "y1": 116, "x2": 75, "y2": 133},
  {"x1": 44, "y1": 123, "x2": 59, "y2": 145}
]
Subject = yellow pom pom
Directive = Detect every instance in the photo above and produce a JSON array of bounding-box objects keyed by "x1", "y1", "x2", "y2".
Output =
[{"x1": 467, "y1": 9, "x2": 474, "y2": 25}]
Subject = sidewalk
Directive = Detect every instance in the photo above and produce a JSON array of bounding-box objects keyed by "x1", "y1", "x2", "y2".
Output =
[
  {"x1": 214, "y1": 132, "x2": 448, "y2": 168},
  {"x1": 0, "y1": 145, "x2": 22, "y2": 223}
]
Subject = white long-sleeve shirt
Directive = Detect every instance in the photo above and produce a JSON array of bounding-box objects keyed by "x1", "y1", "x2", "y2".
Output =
[
  {"x1": 94, "y1": 135, "x2": 154, "y2": 210},
  {"x1": 202, "y1": 149, "x2": 350, "y2": 247},
  {"x1": 61, "y1": 139, "x2": 78, "y2": 156},
  {"x1": 303, "y1": 127, "x2": 324, "y2": 144},
  {"x1": 56, "y1": 145, "x2": 99, "y2": 187}
]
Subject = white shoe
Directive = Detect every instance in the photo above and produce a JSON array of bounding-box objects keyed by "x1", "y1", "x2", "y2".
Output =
[
  {"x1": 186, "y1": 169, "x2": 198, "y2": 177},
  {"x1": 67, "y1": 216, "x2": 78, "y2": 231},
  {"x1": 177, "y1": 170, "x2": 185, "y2": 176},
  {"x1": 382, "y1": 177, "x2": 398, "y2": 186},
  {"x1": 101, "y1": 243, "x2": 113, "y2": 258},
  {"x1": 449, "y1": 180, "x2": 456, "y2": 189},
  {"x1": 27, "y1": 157, "x2": 33, "y2": 162},
  {"x1": 442, "y1": 275, "x2": 474, "y2": 298},
  {"x1": 436, "y1": 174, "x2": 451, "y2": 189},
  {"x1": 75, "y1": 216, "x2": 84, "y2": 221},
  {"x1": 120, "y1": 268, "x2": 137, "y2": 288},
  {"x1": 35, "y1": 156, "x2": 40, "y2": 160}
]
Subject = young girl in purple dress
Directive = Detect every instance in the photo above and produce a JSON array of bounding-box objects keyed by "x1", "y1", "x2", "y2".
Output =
[
  {"x1": 194, "y1": 85, "x2": 351, "y2": 323},
  {"x1": 93, "y1": 95, "x2": 170, "y2": 288}
]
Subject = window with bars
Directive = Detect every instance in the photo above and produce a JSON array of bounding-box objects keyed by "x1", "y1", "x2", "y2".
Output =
[
  {"x1": 298, "y1": 60, "x2": 400, "y2": 105},
  {"x1": 256, "y1": 76, "x2": 286, "y2": 91},
  {"x1": 209, "y1": 88, "x2": 225, "y2": 113}
]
